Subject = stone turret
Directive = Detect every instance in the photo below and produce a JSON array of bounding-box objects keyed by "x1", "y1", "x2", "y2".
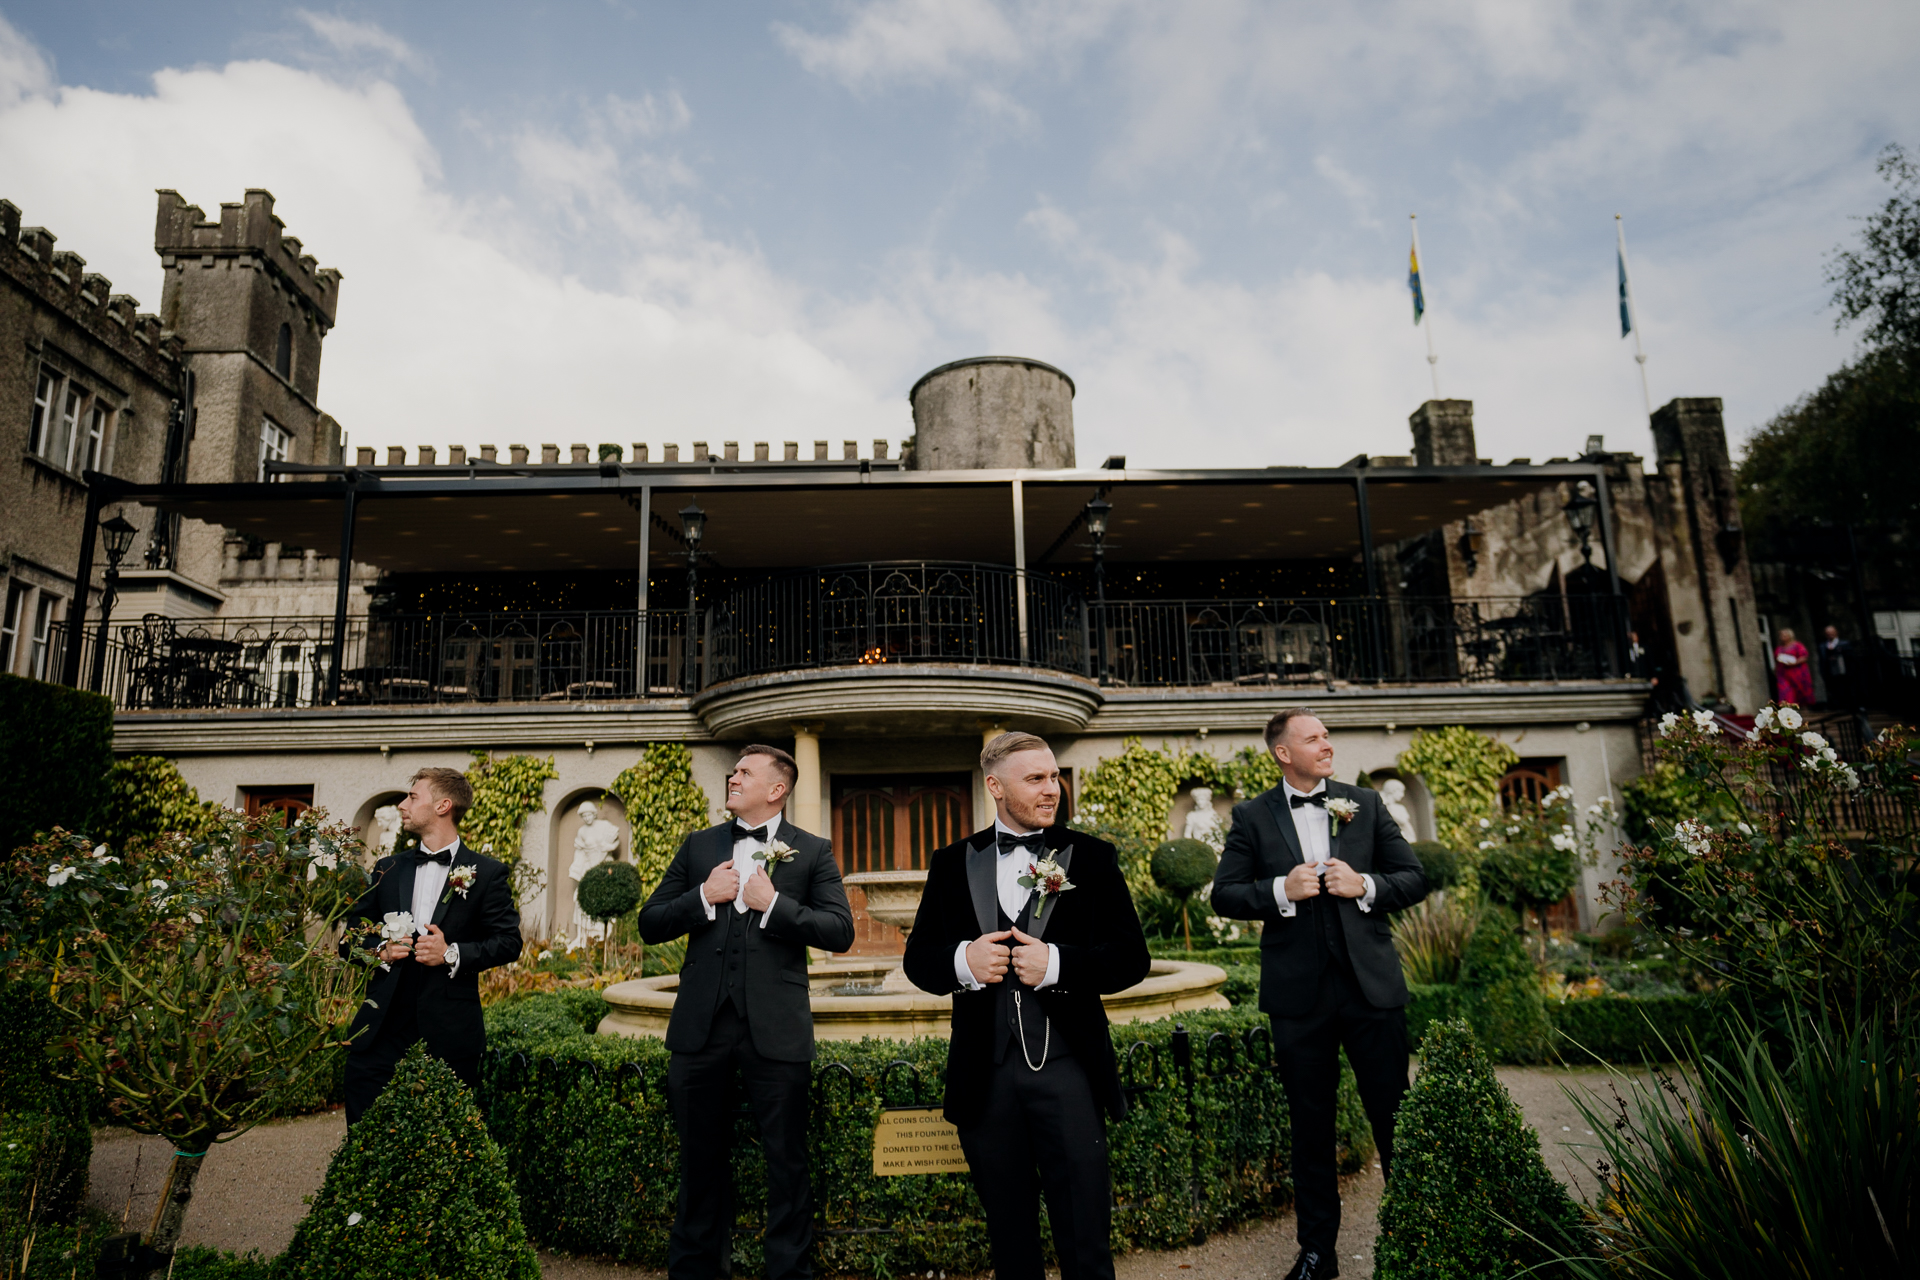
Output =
[{"x1": 908, "y1": 356, "x2": 1076, "y2": 471}]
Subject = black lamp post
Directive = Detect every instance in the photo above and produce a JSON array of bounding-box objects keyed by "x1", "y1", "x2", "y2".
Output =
[
  {"x1": 1085, "y1": 496, "x2": 1112, "y2": 686},
  {"x1": 89, "y1": 514, "x2": 139, "y2": 692},
  {"x1": 1562, "y1": 481, "x2": 1598, "y2": 565},
  {"x1": 679, "y1": 501, "x2": 706, "y2": 691}
]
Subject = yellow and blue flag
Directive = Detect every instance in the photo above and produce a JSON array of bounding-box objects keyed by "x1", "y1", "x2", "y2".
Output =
[{"x1": 1408, "y1": 242, "x2": 1426, "y2": 324}]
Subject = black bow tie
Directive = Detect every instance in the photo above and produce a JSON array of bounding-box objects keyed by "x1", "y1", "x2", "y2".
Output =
[
  {"x1": 415, "y1": 846, "x2": 455, "y2": 866},
  {"x1": 1289, "y1": 792, "x2": 1327, "y2": 810},
  {"x1": 997, "y1": 831, "x2": 1046, "y2": 856},
  {"x1": 734, "y1": 824, "x2": 769, "y2": 843}
]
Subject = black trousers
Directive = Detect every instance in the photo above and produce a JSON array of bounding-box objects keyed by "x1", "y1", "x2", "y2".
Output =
[
  {"x1": 667, "y1": 1003, "x2": 814, "y2": 1280},
  {"x1": 956, "y1": 1052, "x2": 1114, "y2": 1280},
  {"x1": 342, "y1": 1022, "x2": 480, "y2": 1126},
  {"x1": 1270, "y1": 956, "x2": 1411, "y2": 1259}
]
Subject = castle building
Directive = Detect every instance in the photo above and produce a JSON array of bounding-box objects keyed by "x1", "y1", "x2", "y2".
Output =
[{"x1": 5, "y1": 189, "x2": 1782, "y2": 943}]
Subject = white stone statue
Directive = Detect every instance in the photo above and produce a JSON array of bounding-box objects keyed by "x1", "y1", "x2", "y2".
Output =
[
  {"x1": 1380, "y1": 779, "x2": 1417, "y2": 843},
  {"x1": 568, "y1": 800, "x2": 623, "y2": 947},
  {"x1": 370, "y1": 805, "x2": 403, "y2": 856},
  {"x1": 1183, "y1": 787, "x2": 1225, "y2": 850}
]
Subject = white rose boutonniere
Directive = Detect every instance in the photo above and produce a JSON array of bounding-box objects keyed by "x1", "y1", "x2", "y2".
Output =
[
  {"x1": 1017, "y1": 854, "x2": 1077, "y2": 919},
  {"x1": 1324, "y1": 797, "x2": 1360, "y2": 833},
  {"x1": 442, "y1": 863, "x2": 477, "y2": 904},
  {"x1": 754, "y1": 840, "x2": 798, "y2": 871}
]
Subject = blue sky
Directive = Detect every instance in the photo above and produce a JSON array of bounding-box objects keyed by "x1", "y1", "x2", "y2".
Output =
[{"x1": 2, "y1": 2, "x2": 1915, "y2": 468}]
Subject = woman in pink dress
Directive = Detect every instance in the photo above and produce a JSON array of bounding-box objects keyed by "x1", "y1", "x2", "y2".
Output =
[{"x1": 1773, "y1": 628, "x2": 1815, "y2": 706}]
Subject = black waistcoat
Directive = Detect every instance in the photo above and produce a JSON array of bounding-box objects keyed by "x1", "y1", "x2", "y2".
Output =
[
  {"x1": 717, "y1": 899, "x2": 753, "y2": 1019},
  {"x1": 992, "y1": 898, "x2": 1069, "y2": 1066}
]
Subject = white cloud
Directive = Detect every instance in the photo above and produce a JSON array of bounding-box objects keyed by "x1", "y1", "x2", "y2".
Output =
[
  {"x1": 293, "y1": 11, "x2": 426, "y2": 73},
  {"x1": 0, "y1": 11, "x2": 52, "y2": 106},
  {"x1": 0, "y1": 43, "x2": 901, "y2": 461}
]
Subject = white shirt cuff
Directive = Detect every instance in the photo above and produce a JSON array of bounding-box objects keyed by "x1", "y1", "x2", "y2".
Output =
[
  {"x1": 1273, "y1": 876, "x2": 1297, "y2": 918},
  {"x1": 953, "y1": 940, "x2": 982, "y2": 991},
  {"x1": 702, "y1": 893, "x2": 717, "y2": 922},
  {"x1": 758, "y1": 892, "x2": 778, "y2": 928},
  {"x1": 446, "y1": 942, "x2": 461, "y2": 976},
  {"x1": 1358, "y1": 874, "x2": 1377, "y2": 913},
  {"x1": 1036, "y1": 942, "x2": 1061, "y2": 988}
]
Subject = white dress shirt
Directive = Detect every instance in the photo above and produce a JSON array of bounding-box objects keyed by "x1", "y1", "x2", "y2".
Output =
[
  {"x1": 701, "y1": 811, "x2": 780, "y2": 928},
  {"x1": 1273, "y1": 781, "x2": 1376, "y2": 916},
  {"x1": 952, "y1": 820, "x2": 1062, "y2": 991},
  {"x1": 410, "y1": 841, "x2": 463, "y2": 976}
]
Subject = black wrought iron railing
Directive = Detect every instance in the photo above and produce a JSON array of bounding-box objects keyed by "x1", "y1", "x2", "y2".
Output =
[{"x1": 53, "y1": 569, "x2": 1635, "y2": 711}]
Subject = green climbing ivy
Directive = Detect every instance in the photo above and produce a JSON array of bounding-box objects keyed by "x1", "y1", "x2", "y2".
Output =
[
  {"x1": 1074, "y1": 739, "x2": 1283, "y2": 896},
  {"x1": 607, "y1": 742, "x2": 713, "y2": 892},
  {"x1": 1395, "y1": 726, "x2": 1518, "y2": 855},
  {"x1": 92, "y1": 755, "x2": 225, "y2": 850},
  {"x1": 464, "y1": 751, "x2": 559, "y2": 867}
]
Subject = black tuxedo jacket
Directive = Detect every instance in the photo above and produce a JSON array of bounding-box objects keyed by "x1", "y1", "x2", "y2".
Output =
[
  {"x1": 342, "y1": 841, "x2": 523, "y2": 1061},
  {"x1": 1210, "y1": 782, "x2": 1428, "y2": 1018},
  {"x1": 637, "y1": 819, "x2": 854, "y2": 1062},
  {"x1": 902, "y1": 826, "x2": 1150, "y2": 1128}
]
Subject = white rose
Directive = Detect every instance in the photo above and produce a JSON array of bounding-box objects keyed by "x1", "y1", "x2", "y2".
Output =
[
  {"x1": 1693, "y1": 709, "x2": 1717, "y2": 729},
  {"x1": 1777, "y1": 706, "x2": 1803, "y2": 730},
  {"x1": 1658, "y1": 712, "x2": 1680, "y2": 735},
  {"x1": 1753, "y1": 706, "x2": 1775, "y2": 730}
]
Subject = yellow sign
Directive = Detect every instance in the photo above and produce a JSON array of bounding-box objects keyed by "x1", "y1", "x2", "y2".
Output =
[{"x1": 872, "y1": 1107, "x2": 969, "y2": 1176}]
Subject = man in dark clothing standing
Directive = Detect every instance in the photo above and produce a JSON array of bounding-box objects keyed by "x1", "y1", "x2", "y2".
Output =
[
  {"x1": 341, "y1": 766, "x2": 523, "y2": 1124},
  {"x1": 902, "y1": 731, "x2": 1150, "y2": 1280},
  {"x1": 1820, "y1": 624, "x2": 1857, "y2": 710},
  {"x1": 639, "y1": 745, "x2": 855, "y2": 1280},
  {"x1": 1211, "y1": 709, "x2": 1429, "y2": 1280}
]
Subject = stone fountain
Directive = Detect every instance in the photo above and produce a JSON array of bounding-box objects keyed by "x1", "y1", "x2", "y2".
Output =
[{"x1": 599, "y1": 868, "x2": 1232, "y2": 1041}]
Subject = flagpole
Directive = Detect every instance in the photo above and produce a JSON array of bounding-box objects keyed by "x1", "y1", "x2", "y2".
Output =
[
  {"x1": 1616, "y1": 214, "x2": 1652, "y2": 419},
  {"x1": 1411, "y1": 213, "x2": 1441, "y2": 399}
]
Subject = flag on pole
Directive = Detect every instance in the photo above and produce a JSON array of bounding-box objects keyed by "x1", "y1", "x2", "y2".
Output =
[
  {"x1": 1408, "y1": 241, "x2": 1426, "y2": 324},
  {"x1": 1617, "y1": 243, "x2": 1632, "y2": 337}
]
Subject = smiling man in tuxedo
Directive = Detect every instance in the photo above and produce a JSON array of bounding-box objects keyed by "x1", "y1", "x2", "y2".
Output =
[
  {"x1": 1211, "y1": 709, "x2": 1429, "y2": 1280},
  {"x1": 902, "y1": 731, "x2": 1150, "y2": 1280},
  {"x1": 341, "y1": 766, "x2": 522, "y2": 1125},
  {"x1": 639, "y1": 745, "x2": 854, "y2": 1280}
]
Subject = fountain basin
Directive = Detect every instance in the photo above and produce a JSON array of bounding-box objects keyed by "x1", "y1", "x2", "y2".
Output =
[{"x1": 598, "y1": 957, "x2": 1231, "y2": 1042}]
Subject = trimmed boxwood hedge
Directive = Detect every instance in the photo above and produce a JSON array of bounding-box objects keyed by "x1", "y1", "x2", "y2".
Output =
[
  {"x1": 479, "y1": 998, "x2": 1374, "y2": 1275},
  {"x1": 0, "y1": 672, "x2": 113, "y2": 854},
  {"x1": 1406, "y1": 981, "x2": 1720, "y2": 1064}
]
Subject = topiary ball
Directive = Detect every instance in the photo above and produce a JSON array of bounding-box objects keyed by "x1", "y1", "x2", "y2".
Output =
[
  {"x1": 1151, "y1": 839, "x2": 1219, "y2": 898},
  {"x1": 577, "y1": 859, "x2": 643, "y2": 923},
  {"x1": 1411, "y1": 840, "x2": 1461, "y2": 890}
]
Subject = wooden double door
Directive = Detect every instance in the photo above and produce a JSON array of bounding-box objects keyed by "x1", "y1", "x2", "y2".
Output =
[{"x1": 832, "y1": 774, "x2": 971, "y2": 954}]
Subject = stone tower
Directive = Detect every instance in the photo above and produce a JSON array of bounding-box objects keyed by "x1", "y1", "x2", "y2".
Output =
[
  {"x1": 153, "y1": 189, "x2": 344, "y2": 588},
  {"x1": 908, "y1": 356, "x2": 1076, "y2": 470}
]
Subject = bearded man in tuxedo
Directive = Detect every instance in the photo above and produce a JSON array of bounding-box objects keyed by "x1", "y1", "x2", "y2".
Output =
[
  {"x1": 902, "y1": 731, "x2": 1150, "y2": 1280},
  {"x1": 341, "y1": 766, "x2": 523, "y2": 1125},
  {"x1": 639, "y1": 745, "x2": 855, "y2": 1280},
  {"x1": 1210, "y1": 709, "x2": 1429, "y2": 1280}
]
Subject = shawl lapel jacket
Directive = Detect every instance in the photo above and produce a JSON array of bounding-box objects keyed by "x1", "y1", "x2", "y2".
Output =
[
  {"x1": 342, "y1": 840, "x2": 523, "y2": 1062},
  {"x1": 1209, "y1": 780, "x2": 1428, "y2": 1018},
  {"x1": 636, "y1": 818, "x2": 855, "y2": 1062},
  {"x1": 901, "y1": 825, "x2": 1150, "y2": 1128}
]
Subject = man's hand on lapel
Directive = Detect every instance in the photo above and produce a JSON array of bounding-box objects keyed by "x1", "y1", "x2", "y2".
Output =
[
  {"x1": 414, "y1": 924, "x2": 450, "y2": 966},
  {"x1": 966, "y1": 930, "x2": 1014, "y2": 984},
  {"x1": 1283, "y1": 863, "x2": 1324, "y2": 901},
  {"x1": 1008, "y1": 928, "x2": 1050, "y2": 985},
  {"x1": 1322, "y1": 859, "x2": 1367, "y2": 899},
  {"x1": 742, "y1": 868, "x2": 776, "y2": 912}
]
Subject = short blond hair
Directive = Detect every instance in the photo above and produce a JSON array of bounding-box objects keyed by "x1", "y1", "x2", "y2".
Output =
[
  {"x1": 410, "y1": 766, "x2": 473, "y2": 825},
  {"x1": 981, "y1": 731, "x2": 1051, "y2": 777}
]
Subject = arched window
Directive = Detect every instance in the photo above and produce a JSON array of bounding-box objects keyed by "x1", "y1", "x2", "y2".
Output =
[{"x1": 275, "y1": 322, "x2": 292, "y2": 378}]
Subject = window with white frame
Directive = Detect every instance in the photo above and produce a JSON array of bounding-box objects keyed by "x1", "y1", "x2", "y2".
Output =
[
  {"x1": 26, "y1": 363, "x2": 115, "y2": 474},
  {"x1": 27, "y1": 593, "x2": 58, "y2": 680},
  {"x1": 259, "y1": 418, "x2": 292, "y2": 480},
  {"x1": 0, "y1": 582, "x2": 24, "y2": 675}
]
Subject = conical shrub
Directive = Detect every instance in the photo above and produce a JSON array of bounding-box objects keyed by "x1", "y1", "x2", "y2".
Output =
[
  {"x1": 1374, "y1": 1019, "x2": 1587, "y2": 1279},
  {"x1": 280, "y1": 1045, "x2": 540, "y2": 1279}
]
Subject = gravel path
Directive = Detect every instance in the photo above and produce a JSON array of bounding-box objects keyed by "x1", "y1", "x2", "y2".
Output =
[{"x1": 87, "y1": 1066, "x2": 1639, "y2": 1278}]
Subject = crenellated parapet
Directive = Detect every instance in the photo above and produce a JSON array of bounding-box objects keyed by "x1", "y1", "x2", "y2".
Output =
[
  {"x1": 349, "y1": 440, "x2": 911, "y2": 468},
  {"x1": 154, "y1": 188, "x2": 342, "y2": 328},
  {"x1": 0, "y1": 197, "x2": 184, "y2": 381}
]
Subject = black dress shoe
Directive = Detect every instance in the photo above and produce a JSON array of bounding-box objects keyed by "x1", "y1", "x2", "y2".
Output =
[{"x1": 1283, "y1": 1251, "x2": 1339, "y2": 1280}]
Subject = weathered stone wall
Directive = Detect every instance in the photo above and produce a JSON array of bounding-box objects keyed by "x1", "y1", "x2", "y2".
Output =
[{"x1": 909, "y1": 357, "x2": 1075, "y2": 471}]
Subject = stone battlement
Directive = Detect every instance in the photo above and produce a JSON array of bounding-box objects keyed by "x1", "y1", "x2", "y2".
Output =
[
  {"x1": 154, "y1": 188, "x2": 341, "y2": 325},
  {"x1": 352, "y1": 440, "x2": 910, "y2": 467},
  {"x1": 0, "y1": 197, "x2": 183, "y2": 381}
]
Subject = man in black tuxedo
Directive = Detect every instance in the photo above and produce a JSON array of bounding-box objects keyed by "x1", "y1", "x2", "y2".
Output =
[
  {"x1": 639, "y1": 745, "x2": 854, "y2": 1280},
  {"x1": 902, "y1": 731, "x2": 1150, "y2": 1280},
  {"x1": 342, "y1": 766, "x2": 523, "y2": 1125},
  {"x1": 1211, "y1": 709, "x2": 1429, "y2": 1280}
]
